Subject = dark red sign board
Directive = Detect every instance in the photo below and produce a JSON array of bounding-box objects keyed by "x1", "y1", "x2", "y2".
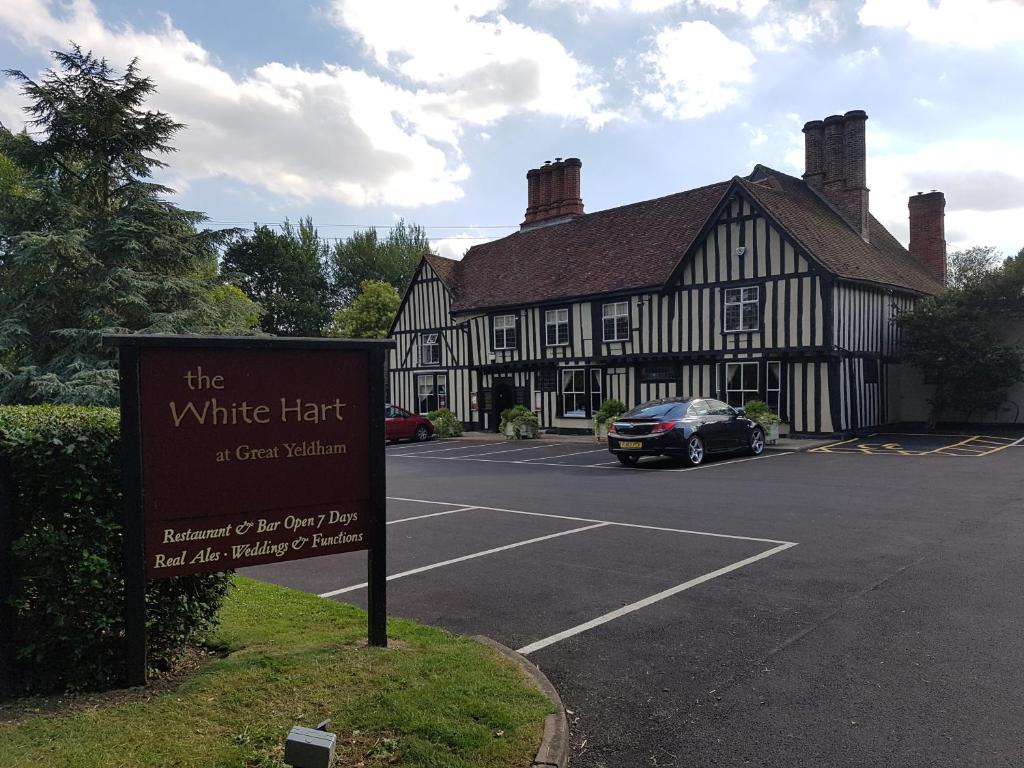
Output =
[
  {"x1": 107, "y1": 335, "x2": 392, "y2": 683},
  {"x1": 138, "y1": 346, "x2": 373, "y2": 578}
]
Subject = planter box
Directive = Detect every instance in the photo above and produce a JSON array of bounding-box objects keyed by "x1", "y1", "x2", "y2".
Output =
[
  {"x1": 764, "y1": 422, "x2": 780, "y2": 444},
  {"x1": 594, "y1": 422, "x2": 609, "y2": 442}
]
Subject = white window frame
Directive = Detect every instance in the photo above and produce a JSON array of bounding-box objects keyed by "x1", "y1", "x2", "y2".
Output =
[
  {"x1": 492, "y1": 314, "x2": 517, "y2": 350},
  {"x1": 766, "y1": 360, "x2": 781, "y2": 414},
  {"x1": 415, "y1": 373, "x2": 448, "y2": 415},
  {"x1": 418, "y1": 332, "x2": 440, "y2": 366},
  {"x1": 725, "y1": 361, "x2": 759, "y2": 408},
  {"x1": 545, "y1": 308, "x2": 569, "y2": 346},
  {"x1": 561, "y1": 369, "x2": 588, "y2": 418},
  {"x1": 602, "y1": 301, "x2": 629, "y2": 342},
  {"x1": 724, "y1": 286, "x2": 760, "y2": 332}
]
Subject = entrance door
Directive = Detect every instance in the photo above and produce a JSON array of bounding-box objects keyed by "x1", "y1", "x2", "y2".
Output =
[{"x1": 492, "y1": 379, "x2": 515, "y2": 432}]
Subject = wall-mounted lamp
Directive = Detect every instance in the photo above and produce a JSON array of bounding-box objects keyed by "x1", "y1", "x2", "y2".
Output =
[{"x1": 735, "y1": 246, "x2": 746, "y2": 257}]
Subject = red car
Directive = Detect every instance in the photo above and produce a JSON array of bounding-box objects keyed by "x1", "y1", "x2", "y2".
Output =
[{"x1": 385, "y1": 404, "x2": 434, "y2": 443}]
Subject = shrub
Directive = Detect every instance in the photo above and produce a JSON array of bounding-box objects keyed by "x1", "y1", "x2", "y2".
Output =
[
  {"x1": 499, "y1": 405, "x2": 539, "y2": 439},
  {"x1": 427, "y1": 407, "x2": 463, "y2": 438},
  {"x1": 593, "y1": 399, "x2": 627, "y2": 432},
  {"x1": 740, "y1": 399, "x2": 781, "y2": 428},
  {"x1": 0, "y1": 405, "x2": 232, "y2": 695}
]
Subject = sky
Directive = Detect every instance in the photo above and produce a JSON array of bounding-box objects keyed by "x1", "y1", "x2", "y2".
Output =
[{"x1": 1, "y1": 0, "x2": 1022, "y2": 261}]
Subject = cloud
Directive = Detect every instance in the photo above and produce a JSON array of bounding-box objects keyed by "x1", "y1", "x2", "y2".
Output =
[
  {"x1": 750, "y1": 1, "x2": 840, "y2": 52},
  {"x1": 530, "y1": 0, "x2": 767, "y2": 14},
  {"x1": 431, "y1": 232, "x2": 498, "y2": 261},
  {"x1": 859, "y1": 0, "x2": 1024, "y2": 48},
  {"x1": 329, "y1": 0, "x2": 616, "y2": 130},
  {"x1": 870, "y1": 138, "x2": 1024, "y2": 254},
  {"x1": 0, "y1": 0, "x2": 614, "y2": 208},
  {"x1": 640, "y1": 21, "x2": 755, "y2": 120}
]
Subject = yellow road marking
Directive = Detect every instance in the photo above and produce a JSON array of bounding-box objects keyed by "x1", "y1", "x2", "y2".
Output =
[{"x1": 809, "y1": 432, "x2": 1021, "y2": 457}]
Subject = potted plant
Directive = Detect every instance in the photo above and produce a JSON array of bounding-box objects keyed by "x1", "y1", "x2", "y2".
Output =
[
  {"x1": 593, "y1": 398, "x2": 627, "y2": 441},
  {"x1": 499, "y1": 404, "x2": 540, "y2": 439},
  {"x1": 740, "y1": 399, "x2": 781, "y2": 444},
  {"x1": 427, "y1": 407, "x2": 463, "y2": 438}
]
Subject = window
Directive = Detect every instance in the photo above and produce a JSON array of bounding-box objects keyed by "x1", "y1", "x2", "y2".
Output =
[
  {"x1": 418, "y1": 332, "x2": 440, "y2": 366},
  {"x1": 725, "y1": 361, "x2": 759, "y2": 408},
  {"x1": 687, "y1": 400, "x2": 710, "y2": 417},
  {"x1": 624, "y1": 402, "x2": 687, "y2": 420},
  {"x1": 766, "y1": 361, "x2": 781, "y2": 413},
  {"x1": 602, "y1": 301, "x2": 629, "y2": 342},
  {"x1": 863, "y1": 358, "x2": 879, "y2": 384},
  {"x1": 640, "y1": 364, "x2": 676, "y2": 383},
  {"x1": 415, "y1": 374, "x2": 448, "y2": 414},
  {"x1": 590, "y1": 369, "x2": 603, "y2": 414},
  {"x1": 545, "y1": 308, "x2": 569, "y2": 346},
  {"x1": 724, "y1": 286, "x2": 760, "y2": 332},
  {"x1": 561, "y1": 369, "x2": 587, "y2": 418},
  {"x1": 706, "y1": 398, "x2": 737, "y2": 416},
  {"x1": 492, "y1": 314, "x2": 517, "y2": 350},
  {"x1": 560, "y1": 367, "x2": 603, "y2": 418}
]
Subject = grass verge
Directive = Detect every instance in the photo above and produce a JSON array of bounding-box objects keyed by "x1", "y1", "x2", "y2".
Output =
[{"x1": 0, "y1": 576, "x2": 552, "y2": 767}]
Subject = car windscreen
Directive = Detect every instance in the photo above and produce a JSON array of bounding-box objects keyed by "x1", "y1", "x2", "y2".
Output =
[{"x1": 620, "y1": 402, "x2": 689, "y2": 420}]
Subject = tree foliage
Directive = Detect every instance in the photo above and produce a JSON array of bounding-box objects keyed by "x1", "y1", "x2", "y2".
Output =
[
  {"x1": 947, "y1": 245, "x2": 1000, "y2": 290},
  {"x1": 901, "y1": 250, "x2": 1024, "y2": 425},
  {"x1": 221, "y1": 217, "x2": 330, "y2": 336},
  {"x1": 329, "y1": 219, "x2": 431, "y2": 304},
  {"x1": 0, "y1": 46, "x2": 253, "y2": 405},
  {"x1": 324, "y1": 280, "x2": 401, "y2": 339}
]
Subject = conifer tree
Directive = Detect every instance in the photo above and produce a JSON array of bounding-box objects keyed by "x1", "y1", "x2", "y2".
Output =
[{"x1": 0, "y1": 46, "x2": 255, "y2": 405}]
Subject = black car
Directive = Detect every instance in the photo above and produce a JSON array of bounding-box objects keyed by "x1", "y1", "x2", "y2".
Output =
[{"x1": 608, "y1": 397, "x2": 766, "y2": 467}]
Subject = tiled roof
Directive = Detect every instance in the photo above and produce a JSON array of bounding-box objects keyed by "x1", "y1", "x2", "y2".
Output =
[
  {"x1": 444, "y1": 181, "x2": 731, "y2": 313},
  {"x1": 423, "y1": 253, "x2": 458, "y2": 289},
  {"x1": 430, "y1": 167, "x2": 940, "y2": 313},
  {"x1": 739, "y1": 167, "x2": 943, "y2": 295}
]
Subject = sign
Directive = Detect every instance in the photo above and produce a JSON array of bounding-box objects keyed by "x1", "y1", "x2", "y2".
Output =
[
  {"x1": 106, "y1": 335, "x2": 394, "y2": 683},
  {"x1": 139, "y1": 347, "x2": 372, "y2": 577}
]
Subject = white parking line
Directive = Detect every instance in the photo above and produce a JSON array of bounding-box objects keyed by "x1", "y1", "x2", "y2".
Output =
[
  {"x1": 388, "y1": 506, "x2": 478, "y2": 525},
  {"x1": 462, "y1": 443, "x2": 561, "y2": 458},
  {"x1": 386, "y1": 497, "x2": 794, "y2": 545},
  {"x1": 516, "y1": 541, "x2": 797, "y2": 655},
  {"x1": 318, "y1": 522, "x2": 610, "y2": 598},
  {"x1": 390, "y1": 450, "x2": 793, "y2": 472},
  {"x1": 522, "y1": 448, "x2": 607, "y2": 461},
  {"x1": 1009, "y1": 435, "x2": 1024, "y2": 447},
  {"x1": 390, "y1": 441, "x2": 508, "y2": 456},
  {"x1": 591, "y1": 451, "x2": 795, "y2": 471}
]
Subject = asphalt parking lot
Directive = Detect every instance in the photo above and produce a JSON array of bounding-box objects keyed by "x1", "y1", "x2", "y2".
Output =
[{"x1": 243, "y1": 430, "x2": 1024, "y2": 767}]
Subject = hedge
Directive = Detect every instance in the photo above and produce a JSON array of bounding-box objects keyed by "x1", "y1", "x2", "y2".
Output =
[{"x1": 0, "y1": 405, "x2": 231, "y2": 695}]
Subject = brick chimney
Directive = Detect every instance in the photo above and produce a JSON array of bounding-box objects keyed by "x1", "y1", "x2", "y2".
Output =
[
  {"x1": 521, "y1": 157, "x2": 584, "y2": 230},
  {"x1": 909, "y1": 191, "x2": 946, "y2": 285},
  {"x1": 803, "y1": 110, "x2": 870, "y2": 242}
]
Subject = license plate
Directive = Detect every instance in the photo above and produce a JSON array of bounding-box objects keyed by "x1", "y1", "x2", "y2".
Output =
[{"x1": 618, "y1": 441, "x2": 643, "y2": 449}]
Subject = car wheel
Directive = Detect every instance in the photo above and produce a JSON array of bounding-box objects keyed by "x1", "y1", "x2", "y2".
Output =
[
  {"x1": 617, "y1": 453, "x2": 639, "y2": 466},
  {"x1": 415, "y1": 425, "x2": 431, "y2": 442},
  {"x1": 749, "y1": 427, "x2": 765, "y2": 456},
  {"x1": 685, "y1": 435, "x2": 705, "y2": 466}
]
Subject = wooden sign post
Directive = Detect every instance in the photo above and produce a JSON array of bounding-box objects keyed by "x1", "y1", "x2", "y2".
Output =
[{"x1": 105, "y1": 335, "x2": 394, "y2": 686}]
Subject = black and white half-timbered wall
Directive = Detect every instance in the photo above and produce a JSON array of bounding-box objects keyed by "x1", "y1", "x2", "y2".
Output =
[{"x1": 388, "y1": 111, "x2": 948, "y2": 436}]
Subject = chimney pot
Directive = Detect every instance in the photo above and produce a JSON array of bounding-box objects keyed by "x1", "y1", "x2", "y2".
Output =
[{"x1": 522, "y1": 157, "x2": 584, "y2": 230}]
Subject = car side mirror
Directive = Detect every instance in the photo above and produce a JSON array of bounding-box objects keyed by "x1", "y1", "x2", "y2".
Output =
[{"x1": 735, "y1": 407, "x2": 745, "y2": 416}]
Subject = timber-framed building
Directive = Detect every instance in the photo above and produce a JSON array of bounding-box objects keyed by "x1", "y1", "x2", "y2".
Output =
[{"x1": 388, "y1": 110, "x2": 947, "y2": 436}]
